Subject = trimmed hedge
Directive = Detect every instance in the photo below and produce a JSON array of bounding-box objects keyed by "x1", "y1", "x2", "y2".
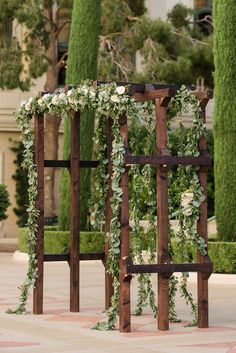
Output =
[
  {"x1": 18, "y1": 228, "x2": 236, "y2": 273},
  {"x1": 208, "y1": 242, "x2": 236, "y2": 274},
  {"x1": 171, "y1": 240, "x2": 236, "y2": 274},
  {"x1": 19, "y1": 227, "x2": 104, "y2": 254}
]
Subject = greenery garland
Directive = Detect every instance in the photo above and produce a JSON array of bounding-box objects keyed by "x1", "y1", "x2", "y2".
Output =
[
  {"x1": 168, "y1": 87, "x2": 207, "y2": 324},
  {"x1": 129, "y1": 109, "x2": 157, "y2": 317},
  {"x1": 9, "y1": 82, "x2": 208, "y2": 330}
]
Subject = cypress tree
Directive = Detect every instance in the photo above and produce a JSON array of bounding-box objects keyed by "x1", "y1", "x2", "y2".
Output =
[
  {"x1": 213, "y1": 0, "x2": 236, "y2": 241},
  {"x1": 59, "y1": 0, "x2": 101, "y2": 230}
]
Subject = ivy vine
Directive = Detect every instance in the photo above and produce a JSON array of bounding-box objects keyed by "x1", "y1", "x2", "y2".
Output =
[{"x1": 9, "y1": 82, "x2": 208, "y2": 330}]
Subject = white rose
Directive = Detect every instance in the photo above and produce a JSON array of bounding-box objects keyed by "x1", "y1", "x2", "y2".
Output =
[
  {"x1": 69, "y1": 97, "x2": 77, "y2": 105},
  {"x1": 111, "y1": 95, "x2": 120, "y2": 103},
  {"x1": 29, "y1": 97, "x2": 34, "y2": 103},
  {"x1": 52, "y1": 95, "x2": 58, "y2": 104},
  {"x1": 38, "y1": 98, "x2": 43, "y2": 106},
  {"x1": 25, "y1": 102, "x2": 31, "y2": 111},
  {"x1": 89, "y1": 90, "x2": 96, "y2": 97},
  {"x1": 42, "y1": 93, "x2": 51, "y2": 100},
  {"x1": 20, "y1": 100, "x2": 27, "y2": 107},
  {"x1": 58, "y1": 93, "x2": 66, "y2": 100},
  {"x1": 67, "y1": 89, "x2": 73, "y2": 96},
  {"x1": 82, "y1": 87, "x2": 88, "y2": 95},
  {"x1": 116, "y1": 86, "x2": 125, "y2": 95}
]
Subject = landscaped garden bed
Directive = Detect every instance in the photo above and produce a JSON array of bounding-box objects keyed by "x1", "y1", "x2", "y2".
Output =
[{"x1": 19, "y1": 228, "x2": 236, "y2": 274}]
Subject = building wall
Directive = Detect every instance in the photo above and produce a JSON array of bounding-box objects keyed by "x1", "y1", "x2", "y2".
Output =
[
  {"x1": 0, "y1": 74, "x2": 65, "y2": 239},
  {"x1": 0, "y1": 77, "x2": 45, "y2": 238},
  {"x1": 0, "y1": 131, "x2": 20, "y2": 238}
]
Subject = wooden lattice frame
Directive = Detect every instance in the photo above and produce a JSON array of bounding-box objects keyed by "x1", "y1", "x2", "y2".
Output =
[{"x1": 33, "y1": 81, "x2": 213, "y2": 333}]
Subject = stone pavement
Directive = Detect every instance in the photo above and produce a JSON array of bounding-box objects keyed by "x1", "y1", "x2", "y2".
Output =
[{"x1": 0, "y1": 252, "x2": 236, "y2": 353}]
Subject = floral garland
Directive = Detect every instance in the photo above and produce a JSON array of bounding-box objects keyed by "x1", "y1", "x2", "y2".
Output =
[
  {"x1": 168, "y1": 87, "x2": 208, "y2": 324},
  {"x1": 9, "y1": 82, "x2": 208, "y2": 330},
  {"x1": 9, "y1": 82, "x2": 140, "y2": 315}
]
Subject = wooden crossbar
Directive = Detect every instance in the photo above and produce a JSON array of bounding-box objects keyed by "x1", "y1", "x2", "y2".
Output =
[
  {"x1": 125, "y1": 155, "x2": 211, "y2": 167},
  {"x1": 125, "y1": 258, "x2": 213, "y2": 275},
  {"x1": 43, "y1": 253, "x2": 105, "y2": 262},
  {"x1": 44, "y1": 160, "x2": 99, "y2": 168}
]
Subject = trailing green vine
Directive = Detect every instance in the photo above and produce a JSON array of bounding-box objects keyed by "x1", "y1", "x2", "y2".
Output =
[
  {"x1": 168, "y1": 86, "x2": 207, "y2": 324},
  {"x1": 129, "y1": 109, "x2": 157, "y2": 317},
  {"x1": 10, "y1": 82, "x2": 209, "y2": 330},
  {"x1": 7, "y1": 99, "x2": 39, "y2": 314}
]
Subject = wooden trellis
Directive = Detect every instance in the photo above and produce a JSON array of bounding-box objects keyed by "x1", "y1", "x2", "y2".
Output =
[{"x1": 33, "y1": 81, "x2": 213, "y2": 333}]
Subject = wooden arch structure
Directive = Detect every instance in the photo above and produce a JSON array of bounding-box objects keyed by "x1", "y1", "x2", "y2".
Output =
[{"x1": 33, "y1": 81, "x2": 213, "y2": 332}]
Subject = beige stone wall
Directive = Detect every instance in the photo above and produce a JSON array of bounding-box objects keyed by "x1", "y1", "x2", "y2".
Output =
[
  {"x1": 0, "y1": 125, "x2": 63, "y2": 239},
  {"x1": 0, "y1": 75, "x2": 64, "y2": 239},
  {"x1": 0, "y1": 130, "x2": 20, "y2": 238}
]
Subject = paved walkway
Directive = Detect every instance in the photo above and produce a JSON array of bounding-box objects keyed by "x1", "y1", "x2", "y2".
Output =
[{"x1": 1, "y1": 252, "x2": 236, "y2": 353}]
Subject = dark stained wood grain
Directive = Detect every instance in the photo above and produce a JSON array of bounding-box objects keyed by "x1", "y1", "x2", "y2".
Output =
[
  {"x1": 104, "y1": 118, "x2": 114, "y2": 310},
  {"x1": 197, "y1": 99, "x2": 213, "y2": 328},
  {"x1": 70, "y1": 110, "x2": 80, "y2": 312},
  {"x1": 44, "y1": 160, "x2": 99, "y2": 168},
  {"x1": 125, "y1": 259, "x2": 213, "y2": 274},
  {"x1": 33, "y1": 113, "x2": 44, "y2": 314},
  {"x1": 43, "y1": 253, "x2": 105, "y2": 262},
  {"x1": 156, "y1": 97, "x2": 172, "y2": 331},
  {"x1": 125, "y1": 155, "x2": 211, "y2": 167},
  {"x1": 119, "y1": 115, "x2": 131, "y2": 333},
  {"x1": 133, "y1": 88, "x2": 176, "y2": 102},
  {"x1": 93, "y1": 81, "x2": 180, "y2": 93}
]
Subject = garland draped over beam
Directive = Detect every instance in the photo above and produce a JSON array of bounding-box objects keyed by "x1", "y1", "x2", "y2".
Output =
[{"x1": 8, "y1": 82, "x2": 207, "y2": 330}]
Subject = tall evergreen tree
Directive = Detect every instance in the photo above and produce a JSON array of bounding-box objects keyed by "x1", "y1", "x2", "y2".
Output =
[
  {"x1": 213, "y1": 0, "x2": 236, "y2": 241},
  {"x1": 59, "y1": 0, "x2": 101, "y2": 230}
]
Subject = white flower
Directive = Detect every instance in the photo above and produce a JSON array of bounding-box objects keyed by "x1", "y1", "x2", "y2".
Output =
[
  {"x1": 82, "y1": 87, "x2": 88, "y2": 95},
  {"x1": 116, "y1": 86, "x2": 125, "y2": 95},
  {"x1": 68, "y1": 97, "x2": 77, "y2": 105},
  {"x1": 29, "y1": 97, "x2": 34, "y2": 103},
  {"x1": 58, "y1": 93, "x2": 66, "y2": 100},
  {"x1": 89, "y1": 90, "x2": 96, "y2": 98},
  {"x1": 67, "y1": 89, "x2": 73, "y2": 96},
  {"x1": 20, "y1": 100, "x2": 27, "y2": 107},
  {"x1": 42, "y1": 93, "x2": 51, "y2": 100},
  {"x1": 38, "y1": 98, "x2": 43, "y2": 106},
  {"x1": 111, "y1": 95, "x2": 120, "y2": 103},
  {"x1": 25, "y1": 103, "x2": 31, "y2": 111},
  {"x1": 52, "y1": 95, "x2": 59, "y2": 104}
]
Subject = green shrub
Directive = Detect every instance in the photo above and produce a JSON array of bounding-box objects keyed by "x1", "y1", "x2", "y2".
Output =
[
  {"x1": 0, "y1": 184, "x2": 10, "y2": 221},
  {"x1": 9, "y1": 140, "x2": 29, "y2": 227},
  {"x1": 208, "y1": 242, "x2": 236, "y2": 274},
  {"x1": 171, "y1": 239, "x2": 236, "y2": 274},
  {"x1": 19, "y1": 228, "x2": 104, "y2": 254},
  {"x1": 19, "y1": 228, "x2": 236, "y2": 274}
]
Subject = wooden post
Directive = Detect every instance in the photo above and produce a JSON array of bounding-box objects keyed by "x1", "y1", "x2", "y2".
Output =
[
  {"x1": 119, "y1": 115, "x2": 131, "y2": 333},
  {"x1": 33, "y1": 113, "x2": 44, "y2": 314},
  {"x1": 70, "y1": 111, "x2": 80, "y2": 312},
  {"x1": 197, "y1": 98, "x2": 210, "y2": 328},
  {"x1": 156, "y1": 97, "x2": 171, "y2": 330},
  {"x1": 104, "y1": 118, "x2": 114, "y2": 310}
]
